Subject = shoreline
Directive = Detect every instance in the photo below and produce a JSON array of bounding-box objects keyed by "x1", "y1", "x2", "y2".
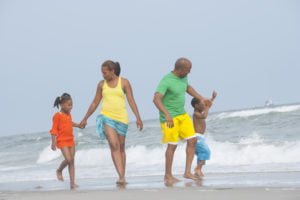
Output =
[
  {"x1": 1, "y1": 187, "x2": 300, "y2": 200},
  {"x1": 1, "y1": 171, "x2": 300, "y2": 192}
]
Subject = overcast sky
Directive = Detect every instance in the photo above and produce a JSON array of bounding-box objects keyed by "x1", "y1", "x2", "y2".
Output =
[{"x1": 0, "y1": 0, "x2": 299, "y2": 136}]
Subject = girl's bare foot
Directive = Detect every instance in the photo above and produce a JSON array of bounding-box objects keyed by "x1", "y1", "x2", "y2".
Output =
[
  {"x1": 70, "y1": 183, "x2": 79, "y2": 190},
  {"x1": 116, "y1": 178, "x2": 128, "y2": 185},
  {"x1": 56, "y1": 170, "x2": 64, "y2": 181}
]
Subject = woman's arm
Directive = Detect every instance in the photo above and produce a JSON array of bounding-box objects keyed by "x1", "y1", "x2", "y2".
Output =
[
  {"x1": 80, "y1": 81, "x2": 104, "y2": 128},
  {"x1": 123, "y1": 78, "x2": 143, "y2": 131}
]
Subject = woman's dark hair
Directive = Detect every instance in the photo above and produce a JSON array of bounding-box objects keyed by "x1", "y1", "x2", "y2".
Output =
[
  {"x1": 53, "y1": 93, "x2": 72, "y2": 109},
  {"x1": 102, "y1": 60, "x2": 121, "y2": 76},
  {"x1": 191, "y1": 97, "x2": 201, "y2": 108},
  {"x1": 114, "y1": 62, "x2": 121, "y2": 76}
]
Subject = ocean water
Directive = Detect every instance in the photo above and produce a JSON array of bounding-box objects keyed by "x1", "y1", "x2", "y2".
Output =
[{"x1": 0, "y1": 103, "x2": 300, "y2": 190}]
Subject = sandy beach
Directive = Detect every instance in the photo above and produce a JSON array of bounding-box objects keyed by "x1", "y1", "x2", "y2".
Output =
[
  {"x1": 1, "y1": 172, "x2": 300, "y2": 200},
  {"x1": 1, "y1": 187, "x2": 300, "y2": 200}
]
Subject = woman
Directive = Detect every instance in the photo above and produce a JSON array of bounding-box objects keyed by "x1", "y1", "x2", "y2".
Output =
[{"x1": 80, "y1": 60, "x2": 143, "y2": 185}]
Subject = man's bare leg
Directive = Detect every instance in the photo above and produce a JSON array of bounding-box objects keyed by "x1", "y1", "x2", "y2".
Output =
[
  {"x1": 165, "y1": 144, "x2": 180, "y2": 183},
  {"x1": 183, "y1": 137, "x2": 198, "y2": 180}
]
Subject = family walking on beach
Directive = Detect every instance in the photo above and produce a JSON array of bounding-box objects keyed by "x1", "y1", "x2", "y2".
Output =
[{"x1": 50, "y1": 58, "x2": 217, "y2": 189}]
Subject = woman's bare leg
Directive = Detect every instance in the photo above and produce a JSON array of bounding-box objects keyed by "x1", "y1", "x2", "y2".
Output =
[{"x1": 104, "y1": 125, "x2": 126, "y2": 184}]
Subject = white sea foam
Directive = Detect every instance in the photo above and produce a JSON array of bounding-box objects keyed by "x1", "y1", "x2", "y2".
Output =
[
  {"x1": 216, "y1": 105, "x2": 300, "y2": 119},
  {"x1": 2, "y1": 134, "x2": 298, "y2": 184},
  {"x1": 34, "y1": 135, "x2": 300, "y2": 172},
  {"x1": 36, "y1": 144, "x2": 62, "y2": 164},
  {"x1": 207, "y1": 136, "x2": 300, "y2": 166}
]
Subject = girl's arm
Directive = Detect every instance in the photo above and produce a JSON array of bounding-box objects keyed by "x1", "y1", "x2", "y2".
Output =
[
  {"x1": 123, "y1": 78, "x2": 143, "y2": 131},
  {"x1": 72, "y1": 122, "x2": 81, "y2": 128},
  {"x1": 51, "y1": 135, "x2": 57, "y2": 151},
  {"x1": 80, "y1": 81, "x2": 104, "y2": 128}
]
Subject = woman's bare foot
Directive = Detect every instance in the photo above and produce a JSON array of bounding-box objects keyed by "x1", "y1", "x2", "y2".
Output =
[
  {"x1": 183, "y1": 172, "x2": 199, "y2": 180},
  {"x1": 116, "y1": 178, "x2": 128, "y2": 185},
  {"x1": 56, "y1": 170, "x2": 64, "y2": 181},
  {"x1": 70, "y1": 183, "x2": 79, "y2": 190}
]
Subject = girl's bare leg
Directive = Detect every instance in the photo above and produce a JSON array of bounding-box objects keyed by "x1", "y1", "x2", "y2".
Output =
[
  {"x1": 61, "y1": 146, "x2": 79, "y2": 189},
  {"x1": 56, "y1": 159, "x2": 68, "y2": 181}
]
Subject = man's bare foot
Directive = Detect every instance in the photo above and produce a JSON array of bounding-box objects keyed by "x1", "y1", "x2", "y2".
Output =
[
  {"x1": 194, "y1": 168, "x2": 204, "y2": 178},
  {"x1": 56, "y1": 170, "x2": 64, "y2": 181},
  {"x1": 183, "y1": 173, "x2": 199, "y2": 180},
  {"x1": 70, "y1": 183, "x2": 79, "y2": 190},
  {"x1": 164, "y1": 175, "x2": 180, "y2": 183},
  {"x1": 164, "y1": 175, "x2": 180, "y2": 187},
  {"x1": 116, "y1": 178, "x2": 128, "y2": 185}
]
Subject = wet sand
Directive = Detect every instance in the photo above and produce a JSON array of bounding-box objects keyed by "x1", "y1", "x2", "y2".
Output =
[{"x1": 1, "y1": 187, "x2": 300, "y2": 200}]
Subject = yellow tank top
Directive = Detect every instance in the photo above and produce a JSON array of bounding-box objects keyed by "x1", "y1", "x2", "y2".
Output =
[{"x1": 100, "y1": 77, "x2": 128, "y2": 124}]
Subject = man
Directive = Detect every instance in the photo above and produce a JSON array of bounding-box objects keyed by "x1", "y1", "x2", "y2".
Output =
[{"x1": 153, "y1": 58, "x2": 210, "y2": 184}]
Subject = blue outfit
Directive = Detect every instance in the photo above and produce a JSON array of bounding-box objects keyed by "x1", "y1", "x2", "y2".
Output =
[
  {"x1": 195, "y1": 134, "x2": 211, "y2": 164},
  {"x1": 96, "y1": 114, "x2": 128, "y2": 140}
]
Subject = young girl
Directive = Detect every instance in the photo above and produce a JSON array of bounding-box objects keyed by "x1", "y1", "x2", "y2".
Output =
[{"x1": 50, "y1": 93, "x2": 80, "y2": 189}]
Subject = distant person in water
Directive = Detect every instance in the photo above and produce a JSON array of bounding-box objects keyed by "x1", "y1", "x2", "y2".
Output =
[
  {"x1": 50, "y1": 93, "x2": 81, "y2": 190},
  {"x1": 80, "y1": 60, "x2": 143, "y2": 185},
  {"x1": 191, "y1": 91, "x2": 217, "y2": 178},
  {"x1": 153, "y1": 57, "x2": 211, "y2": 184}
]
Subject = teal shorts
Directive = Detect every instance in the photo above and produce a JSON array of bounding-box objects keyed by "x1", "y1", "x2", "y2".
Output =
[
  {"x1": 96, "y1": 115, "x2": 128, "y2": 140},
  {"x1": 195, "y1": 134, "x2": 211, "y2": 164}
]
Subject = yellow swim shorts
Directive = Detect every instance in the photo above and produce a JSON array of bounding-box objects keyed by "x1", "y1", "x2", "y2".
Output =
[{"x1": 160, "y1": 113, "x2": 196, "y2": 145}]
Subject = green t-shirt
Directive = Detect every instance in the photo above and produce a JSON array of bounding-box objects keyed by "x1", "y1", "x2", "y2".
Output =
[{"x1": 155, "y1": 72, "x2": 188, "y2": 122}]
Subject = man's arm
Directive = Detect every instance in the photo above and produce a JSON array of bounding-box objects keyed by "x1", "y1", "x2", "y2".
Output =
[
  {"x1": 187, "y1": 85, "x2": 213, "y2": 106},
  {"x1": 153, "y1": 93, "x2": 174, "y2": 128},
  {"x1": 187, "y1": 85, "x2": 205, "y2": 102}
]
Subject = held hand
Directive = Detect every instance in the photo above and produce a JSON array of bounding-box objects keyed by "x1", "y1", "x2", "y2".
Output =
[
  {"x1": 80, "y1": 119, "x2": 87, "y2": 129},
  {"x1": 51, "y1": 142, "x2": 57, "y2": 151},
  {"x1": 136, "y1": 119, "x2": 143, "y2": 131},
  {"x1": 165, "y1": 114, "x2": 174, "y2": 128}
]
